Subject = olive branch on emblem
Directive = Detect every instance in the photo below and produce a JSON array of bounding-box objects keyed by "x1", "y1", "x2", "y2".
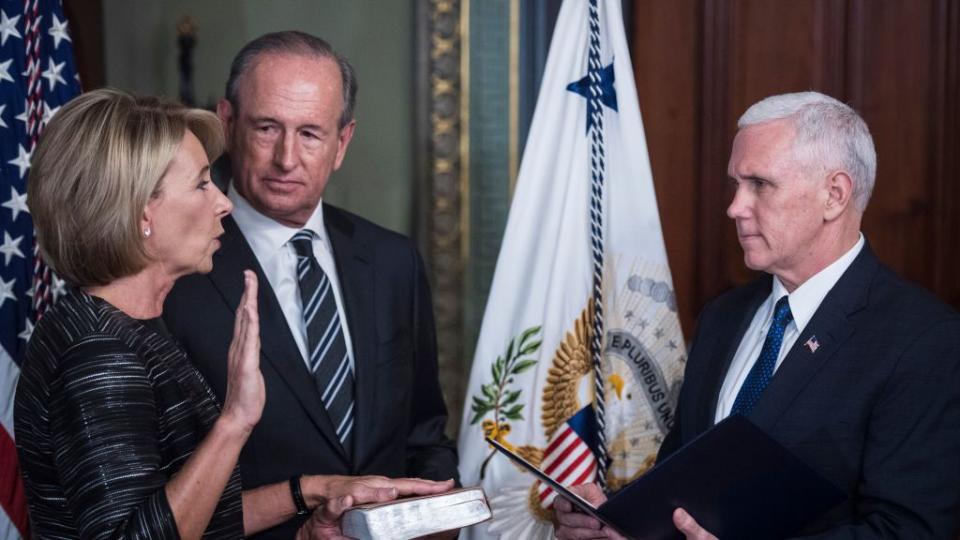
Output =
[{"x1": 470, "y1": 325, "x2": 542, "y2": 478}]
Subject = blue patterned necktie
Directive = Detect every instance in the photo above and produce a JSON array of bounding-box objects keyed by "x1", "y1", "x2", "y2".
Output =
[
  {"x1": 289, "y1": 230, "x2": 354, "y2": 451},
  {"x1": 731, "y1": 296, "x2": 794, "y2": 416}
]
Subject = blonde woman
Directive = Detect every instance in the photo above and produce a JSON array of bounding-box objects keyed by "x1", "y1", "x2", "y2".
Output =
[{"x1": 15, "y1": 88, "x2": 448, "y2": 539}]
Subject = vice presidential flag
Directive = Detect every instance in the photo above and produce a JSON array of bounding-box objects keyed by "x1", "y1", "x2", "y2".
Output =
[
  {"x1": 457, "y1": 0, "x2": 686, "y2": 537},
  {"x1": 0, "y1": 1, "x2": 80, "y2": 538}
]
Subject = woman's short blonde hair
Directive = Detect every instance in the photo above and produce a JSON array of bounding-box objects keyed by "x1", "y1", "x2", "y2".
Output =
[{"x1": 28, "y1": 88, "x2": 223, "y2": 287}]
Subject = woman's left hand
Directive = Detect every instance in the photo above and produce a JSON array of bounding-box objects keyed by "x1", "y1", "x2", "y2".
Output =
[
  {"x1": 295, "y1": 494, "x2": 358, "y2": 540},
  {"x1": 221, "y1": 270, "x2": 264, "y2": 435}
]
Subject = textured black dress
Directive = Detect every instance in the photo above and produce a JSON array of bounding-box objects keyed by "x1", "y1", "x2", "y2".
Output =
[{"x1": 15, "y1": 288, "x2": 243, "y2": 539}]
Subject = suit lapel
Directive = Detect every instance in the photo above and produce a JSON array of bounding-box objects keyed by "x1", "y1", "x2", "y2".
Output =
[
  {"x1": 694, "y1": 280, "x2": 770, "y2": 434},
  {"x1": 749, "y1": 245, "x2": 878, "y2": 431},
  {"x1": 211, "y1": 216, "x2": 350, "y2": 463},
  {"x1": 324, "y1": 205, "x2": 376, "y2": 471}
]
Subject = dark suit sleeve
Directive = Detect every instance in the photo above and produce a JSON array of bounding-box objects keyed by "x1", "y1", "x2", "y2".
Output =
[
  {"x1": 403, "y1": 248, "x2": 460, "y2": 483},
  {"x1": 656, "y1": 400, "x2": 682, "y2": 462},
  {"x1": 50, "y1": 337, "x2": 180, "y2": 540},
  {"x1": 794, "y1": 318, "x2": 960, "y2": 540}
]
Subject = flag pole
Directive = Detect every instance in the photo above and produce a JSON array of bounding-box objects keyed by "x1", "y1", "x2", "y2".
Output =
[{"x1": 586, "y1": 0, "x2": 609, "y2": 491}]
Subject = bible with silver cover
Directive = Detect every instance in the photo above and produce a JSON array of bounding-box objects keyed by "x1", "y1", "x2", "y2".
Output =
[{"x1": 340, "y1": 486, "x2": 491, "y2": 540}]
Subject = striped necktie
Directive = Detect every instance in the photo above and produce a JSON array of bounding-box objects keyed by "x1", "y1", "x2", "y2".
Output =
[
  {"x1": 289, "y1": 230, "x2": 354, "y2": 451},
  {"x1": 731, "y1": 296, "x2": 794, "y2": 416}
]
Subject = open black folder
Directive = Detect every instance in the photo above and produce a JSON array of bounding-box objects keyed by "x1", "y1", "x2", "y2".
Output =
[{"x1": 486, "y1": 415, "x2": 845, "y2": 540}]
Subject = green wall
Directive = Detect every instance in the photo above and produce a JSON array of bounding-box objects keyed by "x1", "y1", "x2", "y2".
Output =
[{"x1": 102, "y1": 0, "x2": 415, "y2": 235}]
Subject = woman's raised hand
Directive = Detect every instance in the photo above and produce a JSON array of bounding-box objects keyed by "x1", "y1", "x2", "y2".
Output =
[{"x1": 221, "y1": 270, "x2": 264, "y2": 435}]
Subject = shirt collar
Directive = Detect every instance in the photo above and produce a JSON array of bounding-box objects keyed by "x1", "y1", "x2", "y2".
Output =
[
  {"x1": 773, "y1": 233, "x2": 865, "y2": 332},
  {"x1": 227, "y1": 184, "x2": 328, "y2": 256}
]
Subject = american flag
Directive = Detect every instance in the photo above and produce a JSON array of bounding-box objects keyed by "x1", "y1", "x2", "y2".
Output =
[
  {"x1": 536, "y1": 405, "x2": 599, "y2": 508},
  {"x1": 1, "y1": 0, "x2": 79, "y2": 537}
]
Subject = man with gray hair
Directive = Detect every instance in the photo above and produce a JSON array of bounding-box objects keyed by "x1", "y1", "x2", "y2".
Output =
[
  {"x1": 164, "y1": 31, "x2": 458, "y2": 538},
  {"x1": 556, "y1": 91, "x2": 960, "y2": 539}
]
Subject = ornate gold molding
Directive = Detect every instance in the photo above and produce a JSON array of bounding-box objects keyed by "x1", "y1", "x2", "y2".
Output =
[{"x1": 424, "y1": 0, "x2": 467, "y2": 433}]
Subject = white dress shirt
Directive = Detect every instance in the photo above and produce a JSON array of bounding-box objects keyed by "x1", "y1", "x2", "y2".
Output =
[
  {"x1": 714, "y1": 234, "x2": 865, "y2": 422},
  {"x1": 228, "y1": 187, "x2": 355, "y2": 371}
]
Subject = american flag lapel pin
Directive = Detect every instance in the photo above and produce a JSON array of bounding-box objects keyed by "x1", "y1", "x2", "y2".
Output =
[{"x1": 804, "y1": 335, "x2": 820, "y2": 353}]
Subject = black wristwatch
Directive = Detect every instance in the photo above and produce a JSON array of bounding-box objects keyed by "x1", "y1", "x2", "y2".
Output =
[{"x1": 290, "y1": 475, "x2": 309, "y2": 516}]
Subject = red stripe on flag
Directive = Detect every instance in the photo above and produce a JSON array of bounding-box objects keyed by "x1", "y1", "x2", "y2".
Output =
[
  {"x1": 539, "y1": 448, "x2": 592, "y2": 503},
  {"x1": 544, "y1": 425, "x2": 574, "y2": 455},
  {"x1": 0, "y1": 427, "x2": 29, "y2": 537},
  {"x1": 570, "y1": 462, "x2": 596, "y2": 487},
  {"x1": 544, "y1": 432, "x2": 579, "y2": 474},
  {"x1": 554, "y1": 446, "x2": 591, "y2": 484},
  {"x1": 540, "y1": 462, "x2": 597, "y2": 507}
]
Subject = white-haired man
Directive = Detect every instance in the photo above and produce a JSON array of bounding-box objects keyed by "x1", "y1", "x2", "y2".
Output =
[{"x1": 556, "y1": 92, "x2": 960, "y2": 539}]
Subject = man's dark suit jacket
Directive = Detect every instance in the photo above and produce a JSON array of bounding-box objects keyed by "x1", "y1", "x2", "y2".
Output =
[
  {"x1": 657, "y1": 244, "x2": 960, "y2": 539},
  {"x1": 163, "y1": 203, "x2": 459, "y2": 538}
]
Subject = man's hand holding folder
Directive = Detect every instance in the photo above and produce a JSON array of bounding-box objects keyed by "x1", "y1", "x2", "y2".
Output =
[
  {"x1": 487, "y1": 416, "x2": 844, "y2": 540},
  {"x1": 555, "y1": 484, "x2": 717, "y2": 540}
]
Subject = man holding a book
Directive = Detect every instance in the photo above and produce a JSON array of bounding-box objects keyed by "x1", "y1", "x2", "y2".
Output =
[{"x1": 163, "y1": 31, "x2": 461, "y2": 538}]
